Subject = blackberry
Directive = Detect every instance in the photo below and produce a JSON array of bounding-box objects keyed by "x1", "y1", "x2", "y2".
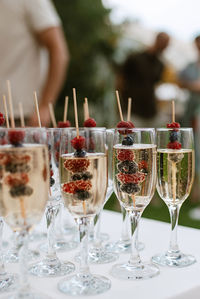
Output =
[
  {"x1": 141, "y1": 151, "x2": 149, "y2": 161},
  {"x1": 71, "y1": 173, "x2": 82, "y2": 181},
  {"x1": 75, "y1": 190, "x2": 90, "y2": 201},
  {"x1": 120, "y1": 183, "x2": 140, "y2": 194},
  {"x1": 50, "y1": 177, "x2": 55, "y2": 187},
  {"x1": 6, "y1": 163, "x2": 30, "y2": 173},
  {"x1": 118, "y1": 160, "x2": 138, "y2": 174},
  {"x1": 122, "y1": 136, "x2": 134, "y2": 146},
  {"x1": 169, "y1": 130, "x2": 179, "y2": 142},
  {"x1": 10, "y1": 185, "x2": 33, "y2": 197},
  {"x1": 82, "y1": 172, "x2": 93, "y2": 180},
  {"x1": 71, "y1": 172, "x2": 93, "y2": 181},
  {"x1": 74, "y1": 149, "x2": 86, "y2": 157}
]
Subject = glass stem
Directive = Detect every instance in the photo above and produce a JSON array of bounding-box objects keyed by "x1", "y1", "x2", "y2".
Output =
[
  {"x1": 18, "y1": 230, "x2": 30, "y2": 296},
  {"x1": 46, "y1": 204, "x2": 58, "y2": 260},
  {"x1": 168, "y1": 204, "x2": 181, "y2": 255},
  {"x1": 0, "y1": 218, "x2": 6, "y2": 276},
  {"x1": 128, "y1": 211, "x2": 142, "y2": 266},
  {"x1": 55, "y1": 202, "x2": 63, "y2": 239},
  {"x1": 95, "y1": 212, "x2": 101, "y2": 242},
  {"x1": 120, "y1": 206, "x2": 130, "y2": 242},
  {"x1": 77, "y1": 217, "x2": 92, "y2": 275}
]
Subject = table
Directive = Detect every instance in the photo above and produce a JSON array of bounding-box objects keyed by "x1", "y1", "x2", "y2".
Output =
[{"x1": 3, "y1": 210, "x2": 200, "y2": 299}]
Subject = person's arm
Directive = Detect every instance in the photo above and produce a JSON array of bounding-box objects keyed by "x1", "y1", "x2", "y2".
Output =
[
  {"x1": 28, "y1": 26, "x2": 69, "y2": 126},
  {"x1": 178, "y1": 79, "x2": 200, "y2": 92}
]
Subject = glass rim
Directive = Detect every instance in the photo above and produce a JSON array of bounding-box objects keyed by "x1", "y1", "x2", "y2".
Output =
[
  {"x1": 0, "y1": 127, "x2": 46, "y2": 131},
  {"x1": 61, "y1": 127, "x2": 106, "y2": 131},
  {"x1": 156, "y1": 128, "x2": 193, "y2": 132},
  {"x1": 114, "y1": 127, "x2": 155, "y2": 132}
]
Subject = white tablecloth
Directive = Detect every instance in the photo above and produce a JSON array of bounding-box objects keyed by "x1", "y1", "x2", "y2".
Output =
[{"x1": 3, "y1": 210, "x2": 200, "y2": 299}]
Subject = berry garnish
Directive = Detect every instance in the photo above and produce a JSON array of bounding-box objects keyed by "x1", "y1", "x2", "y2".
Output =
[
  {"x1": 122, "y1": 136, "x2": 134, "y2": 146},
  {"x1": 117, "y1": 149, "x2": 134, "y2": 161},
  {"x1": 117, "y1": 160, "x2": 138, "y2": 174},
  {"x1": 57, "y1": 121, "x2": 71, "y2": 128},
  {"x1": 50, "y1": 177, "x2": 55, "y2": 186},
  {"x1": 71, "y1": 136, "x2": 85, "y2": 150},
  {"x1": 0, "y1": 112, "x2": 5, "y2": 126},
  {"x1": 74, "y1": 149, "x2": 86, "y2": 157},
  {"x1": 120, "y1": 183, "x2": 140, "y2": 194},
  {"x1": 62, "y1": 182, "x2": 77, "y2": 194},
  {"x1": 84, "y1": 118, "x2": 96, "y2": 127},
  {"x1": 128, "y1": 121, "x2": 135, "y2": 128},
  {"x1": 169, "y1": 130, "x2": 179, "y2": 142},
  {"x1": 50, "y1": 169, "x2": 54, "y2": 177},
  {"x1": 75, "y1": 190, "x2": 91, "y2": 201},
  {"x1": 117, "y1": 121, "x2": 132, "y2": 128},
  {"x1": 5, "y1": 163, "x2": 30, "y2": 173},
  {"x1": 64, "y1": 159, "x2": 90, "y2": 173},
  {"x1": 62, "y1": 180, "x2": 92, "y2": 194},
  {"x1": 5, "y1": 173, "x2": 29, "y2": 187},
  {"x1": 117, "y1": 172, "x2": 146, "y2": 184},
  {"x1": 75, "y1": 180, "x2": 92, "y2": 191},
  {"x1": 167, "y1": 122, "x2": 180, "y2": 129},
  {"x1": 167, "y1": 141, "x2": 182, "y2": 149},
  {"x1": 8, "y1": 130, "x2": 25, "y2": 146},
  {"x1": 138, "y1": 160, "x2": 148, "y2": 171},
  {"x1": 71, "y1": 172, "x2": 93, "y2": 181},
  {"x1": 10, "y1": 185, "x2": 33, "y2": 197}
]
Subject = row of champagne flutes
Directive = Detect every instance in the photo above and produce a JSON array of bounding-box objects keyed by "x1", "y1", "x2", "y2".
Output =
[{"x1": 0, "y1": 125, "x2": 195, "y2": 298}]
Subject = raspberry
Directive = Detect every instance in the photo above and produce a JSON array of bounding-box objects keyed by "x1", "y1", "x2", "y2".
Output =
[
  {"x1": 117, "y1": 149, "x2": 134, "y2": 161},
  {"x1": 50, "y1": 169, "x2": 54, "y2": 177},
  {"x1": 75, "y1": 179, "x2": 92, "y2": 191},
  {"x1": 117, "y1": 160, "x2": 138, "y2": 174},
  {"x1": 5, "y1": 173, "x2": 29, "y2": 187},
  {"x1": 117, "y1": 172, "x2": 146, "y2": 184},
  {"x1": 128, "y1": 121, "x2": 135, "y2": 128},
  {"x1": 8, "y1": 130, "x2": 25, "y2": 145},
  {"x1": 84, "y1": 118, "x2": 96, "y2": 127},
  {"x1": 138, "y1": 160, "x2": 148, "y2": 170},
  {"x1": 71, "y1": 136, "x2": 85, "y2": 150},
  {"x1": 57, "y1": 121, "x2": 71, "y2": 128},
  {"x1": 167, "y1": 141, "x2": 182, "y2": 149},
  {"x1": 0, "y1": 112, "x2": 5, "y2": 126},
  {"x1": 117, "y1": 121, "x2": 133, "y2": 135},
  {"x1": 62, "y1": 180, "x2": 92, "y2": 194},
  {"x1": 64, "y1": 159, "x2": 90, "y2": 173},
  {"x1": 120, "y1": 183, "x2": 140, "y2": 194},
  {"x1": 167, "y1": 122, "x2": 180, "y2": 129},
  {"x1": 62, "y1": 182, "x2": 77, "y2": 194}
]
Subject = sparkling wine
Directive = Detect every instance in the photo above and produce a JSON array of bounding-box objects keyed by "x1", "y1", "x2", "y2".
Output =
[
  {"x1": 60, "y1": 153, "x2": 107, "y2": 218},
  {"x1": 113, "y1": 144, "x2": 156, "y2": 212},
  {"x1": 157, "y1": 149, "x2": 194, "y2": 205},
  {"x1": 0, "y1": 144, "x2": 49, "y2": 231}
]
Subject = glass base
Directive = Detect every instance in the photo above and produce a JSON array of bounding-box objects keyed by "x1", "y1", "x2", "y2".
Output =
[
  {"x1": 29, "y1": 259, "x2": 75, "y2": 277},
  {"x1": 63, "y1": 225, "x2": 77, "y2": 236},
  {"x1": 1, "y1": 290, "x2": 51, "y2": 299},
  {"x1": 105, "y1": 240, "x2": 131, "y2": 254},
  {"x1": 0, "y1": 273, "x2": 18, "y2": 293},
  {"x1": 38, "y1": 239, "x2": 78, "y2": 253},
  {"x1": 99, "y1": 233, "x2": 109, "y2": 242},
  {"x1": 58, "y1": 273, "x2": 111, "y2": 296},
  {"x1": 75, "y1": 248, "x2": 119, "y2": 264},
  {"x1": 4, "y1": 249, "x2": 40, "y2": 263},
  {"x1": 152, "y1": 252, "x2": 196, "y2": 267},
  {"x1": 110, "y1": 262, "x2": 160, "y2": 280}
]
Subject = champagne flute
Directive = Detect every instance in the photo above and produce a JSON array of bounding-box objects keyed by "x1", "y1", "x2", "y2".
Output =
[
  {"x1": 152, "y1": 128, "x2": 195, "y2": 267},
  {"x1": 111, "y1": 128, "x2": 159, "y2": 280},
  {"x1": 58, "y1": 128, "x2": 111, "y2": 295},
  {"x1": 0, "y1": 128, "x2": 50, "y2": 298},
  {"x1": 29, "y1": 128, "x2": 75, "y2": 277}
]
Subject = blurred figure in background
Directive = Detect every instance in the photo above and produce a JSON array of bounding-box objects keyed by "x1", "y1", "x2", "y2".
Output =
[
  {"x1": 0, "y1": 0, "x2": 69, "y2": 126},
  {"x1": 118, "y1": 32, "x2": 170, "y2": 127},
  {"x1": 178, "y1": 35, "x2": 200, "y2": 200}
]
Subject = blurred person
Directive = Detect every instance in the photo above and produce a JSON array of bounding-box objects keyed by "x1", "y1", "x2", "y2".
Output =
[
  {"x1": 118, "y1": 32, "x2": 170, "y2": 127},
  {"x1": 0, "y1": 0, "x2": 69, "y2": 126}
]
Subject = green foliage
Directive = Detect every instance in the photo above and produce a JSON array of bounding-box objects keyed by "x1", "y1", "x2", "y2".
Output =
[{"x1": 53, "y1": 0, "x2": 119, "y2": 125}]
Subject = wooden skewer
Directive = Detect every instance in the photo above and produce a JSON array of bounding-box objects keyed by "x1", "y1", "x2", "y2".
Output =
[
  {"x1": 115, "y1": 90, "x2": 123, "y2": 121},
  {"x1": 84, "y1": 97, "x2": 89, "y2": 120},
  {"x1": 2, "y1": 95, "x2": 10, "y2": 128},
  {"x1": 172, "y1": 100, "x2": 175, "y2": 123},
  {"x1": 48, "y1": 103, "x2": 57, "y2": 128},
  {"x1": 83, "y1": 201, "x2": 87, "y2": 215},
  {"x1": 18, "y1": 102, "x2": 25, "y2": 128},
  {"x1": 83, "y1": 102, "x2": 87, "y2": 121},
  {"x1": 127, "y1": 97, "x2": 132, "y2": 122},
  {"x1": 73, "y1": 88, "x2": 79, "y2": 138},
  {"x1": 6, "y1": 80, "x2": 15, "y2": 128},
  {"x1": 63, "y1": 96, "x2": 69, "y2": 122},
  {"x1": 34, "y1": 91, "x2": 41, "y2": 128}
]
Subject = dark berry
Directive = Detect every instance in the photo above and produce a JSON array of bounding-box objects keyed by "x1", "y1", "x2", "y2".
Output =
[
  {"x1": 57, "y1": 120, "x2": 71, "y2": 128},
  {"x1": 74, "y1": 149, "x2": 86, "y2": 157},
  {"x1": 82, "y1": 171, "x2": 93, "y2": 180},
  {"x1": 5, "y1": 163, "x2": 30, "y2": 173},
  {"x1": 8, "y1": 130, "x2": 25, "y2": 146},
  {"x1": 75, "y1": 190, "x2": 91, "y2": 201},
  {"x1": 169, "y1": 130, "x2": 179, "y2": 142},
  {"x1": 10, "y1": 185, "x2": 33, "y2": 197},
  {"x1": 83, "y1": 118, "x2": 96, "y2": 127},
  {"x1": 141, "y1": 151, "x2": 149, "y2": 161},
  {"x1": 71, "y1": 136, "x2": 85, "y2": 150},
  {"x1": 50, "y1": 177, "x2": 55, "y2": 187},
  {"x1": 71, "y1": 173, "x2": 82, "y2": 181},
  {"x1": 122, "y1": 136, "x2": 134, "y2": 146},
  {"x1": 120, "y1": 183, "x2": 140, "y2": 194},
  {"x1": 71, "y1": 171, "x2": 92, "y2": 181},
  {"x1": 117, "y1": 160, "x2": 138, "y2": 174}
]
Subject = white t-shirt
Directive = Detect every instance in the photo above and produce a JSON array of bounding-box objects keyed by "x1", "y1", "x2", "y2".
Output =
[{"x1": 0, "y1": 0, "x2": 60, "y2": 117}]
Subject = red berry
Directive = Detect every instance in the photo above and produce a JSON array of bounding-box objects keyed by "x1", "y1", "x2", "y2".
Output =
[
  {"x1": 64, "y1": 158, "x2": 90, "y2": 173},
  {"x1": 128, "y1": 121, "x2": 135, "y2": 128},
  {"x1": 117, "y1": 121, "x2": 132, "y2": 129},
  {"x1": 57, "y1": 121, "x2": 71, "y2": 128},
  {"x1": 62, "y1": 180, "x2": 92, "y2": 194},
  {"x1": 117, "y1": 172, "x2": 146, "y2": 184},
  {"x1": 62, "y1": 182, "x2": 77, "y2": 194},
  {"x1": 167, "y1": 122, "x2": 180, "y2": 129},
  {"x1": 0, "y1": 112, "x2": 5, "y2": 126},
  {"x1": 83, "y1": 118, "x2": 96, "y2": 127},
  {"x1": 75, "y1": 179, "x2": 92, "y2": 191},
  {"x1": 167, "y1": 141, "x2": 182, "y2": 149},
  {"x1": 5, "y1": 173, "x2": 29, "y2": 187},
  {"x1": 8, "y1": 130, "x2": 25, "y2": 145},
  {"x1": 71, "y1": 136, "x2": 85, "y2": 150},
  {"x1": 117, "y1": 149, "x2": 134, "y2": 161},
  {"x1": 50, "y1": 169, "x2": 54, "y2": 177},
  {"x1": 138, "y1": 160, "x2": 148, "y2": 170}
]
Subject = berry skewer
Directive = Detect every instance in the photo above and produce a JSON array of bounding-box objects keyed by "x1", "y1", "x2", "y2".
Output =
[
  {"x1": 18, "y1": 102, "x2": 25, "y2": 128},
  {"x1": 2, "y1": 95, "x2": 9, "y2": 128},
  {"x1": 34, "y1": 91, "x2": 41, "y2": 128},
  {"x1": 48, "y1": 103, "x2": 57, "y2": 128},
  {"x1": 127, "y1": 97, "x2": 132, "y2": 122},
  {"x1": 6, "y1": 80, "x2": 15, "y2": 128},
  {"x1": 58, "y1": 96, "x2": 71, "y2": 128},
  {"x1": 83, "y1": 97, "x2": 96, "y2": 127}
]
